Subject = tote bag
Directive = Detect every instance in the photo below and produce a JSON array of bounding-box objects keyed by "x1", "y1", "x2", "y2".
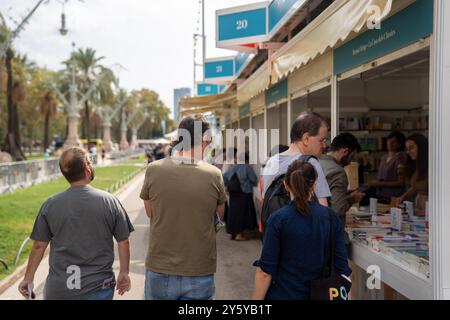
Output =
[{"x1": 310, "y1": 208, "x2": 352, "y2": 300}]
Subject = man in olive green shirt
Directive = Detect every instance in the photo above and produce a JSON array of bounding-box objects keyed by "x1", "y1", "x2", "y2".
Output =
[{"x1": 140, "y1": 115, "x2": 227, "y2": 300}]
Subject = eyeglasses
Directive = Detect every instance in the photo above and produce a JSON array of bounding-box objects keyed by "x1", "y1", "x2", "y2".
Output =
[{"x1": 316, "y1": 136, "x2": 328, "y2": 145}]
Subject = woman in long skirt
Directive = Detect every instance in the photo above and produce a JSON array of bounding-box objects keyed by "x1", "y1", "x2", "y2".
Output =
[{"x1": 224, "y1": 153, "x2": 258, "y2": 241}]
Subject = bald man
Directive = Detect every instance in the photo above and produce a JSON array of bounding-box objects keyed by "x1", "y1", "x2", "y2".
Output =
[{"x1": 18, "y1": 147, "x2": 134, "y2": 300}]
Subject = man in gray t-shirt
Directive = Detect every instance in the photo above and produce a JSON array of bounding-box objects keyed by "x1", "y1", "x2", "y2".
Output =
[
  {"x1": 262, "y1": 112, "x2": 331, "y2": 206},
  {"x1": 18, "y1": 147, "x2": 134, "y2": 300},
  {"x1": 262, "y1": 153, "x2": 331, "y2": 199}
]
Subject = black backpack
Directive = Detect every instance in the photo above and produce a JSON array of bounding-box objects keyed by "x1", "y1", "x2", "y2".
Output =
[
  {"x1": 261, "y1": 155, "x2": 317, "y2": 238},
  {"x1": 227, "y1": 173, "x2": 242, "y2": 193}
]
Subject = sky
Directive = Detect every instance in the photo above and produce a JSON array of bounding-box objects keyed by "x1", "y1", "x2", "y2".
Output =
[{"x1": 0, "y1": 0, "x2": 257, "y2": 118}]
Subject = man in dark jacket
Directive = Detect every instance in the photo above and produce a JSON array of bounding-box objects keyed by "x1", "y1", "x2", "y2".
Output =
[{"x1": 319, "y1": 133, "x2": 365, "y2": 225}]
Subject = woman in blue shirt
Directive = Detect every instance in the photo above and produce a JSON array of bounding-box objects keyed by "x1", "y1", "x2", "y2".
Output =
[{"x1": 253, "y1": 159, "x2": 351, "y2": 300}]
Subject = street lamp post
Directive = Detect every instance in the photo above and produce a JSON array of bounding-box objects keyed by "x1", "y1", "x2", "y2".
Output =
[
  {"x1": 0, "y1": 0, "x2": 81, "y2": 159},
  {"x1": 0, "y1": 0, "x2": 49, "y2": 59},
  {"x1": 202, "y1": 0, "x2": 206, "y2": 79},
  {"x1": 0, "y1": 0, "x2": 49, "y2": 160},
  {"x1": 193, "y1": 0, "x2": 206, "y2": 93}
]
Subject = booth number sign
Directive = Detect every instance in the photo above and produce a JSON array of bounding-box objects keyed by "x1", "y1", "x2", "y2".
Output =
[{"x1": 236, "y1": 19, "x2": 249, "y2": 30}]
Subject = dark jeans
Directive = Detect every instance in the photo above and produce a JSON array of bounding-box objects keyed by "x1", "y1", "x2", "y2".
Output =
[{"x1": 82, "y1": 288, "x2": 115, "y2": 300}]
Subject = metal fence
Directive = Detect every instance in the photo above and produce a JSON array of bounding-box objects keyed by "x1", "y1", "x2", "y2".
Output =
[
  {"x1": 106, "y1": 166, "x2": 146, "y2": 194},
  {"x1": 0, "y1": 158, "x2": 61, "y2": 194},
  {"x1": 0, "y1": 149, "x2": 145, "y2": 195}
]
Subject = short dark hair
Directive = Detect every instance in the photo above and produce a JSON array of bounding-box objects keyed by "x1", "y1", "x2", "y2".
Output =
[
  {"x1": 329, "y1": 133, "x2": 361, "y2": 153},
  {"x1": 290, "y1": 112, "x2": 328, "y2": 143},
  {"x1": 59, "y1": 147, "x2": 89, "y2": 183},
  {"x1": 175, "y1": 114, "x2": 211, "y2": 149},
  {"x1": 387, "y1": 131, "x2": 406, "y2": 152}
]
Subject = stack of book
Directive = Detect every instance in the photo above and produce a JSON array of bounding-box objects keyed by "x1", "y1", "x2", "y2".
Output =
[
  {"x1": 346, "y1": 205, "x2": 430, "y2": 278},
  {"x1": 371, "y1": 234, "x2": 428, "y2": 253}
]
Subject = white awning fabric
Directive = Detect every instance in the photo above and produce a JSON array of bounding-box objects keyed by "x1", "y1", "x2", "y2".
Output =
[
  {"x1": 288, "y1": 51, "x2": 333, "y2": 96},
  {"x1": 237, "y1": 61, "x2": 270, "y2": 104},
  {"x1": 272, "y1": 0, "x2": 393, "y2": 81},
  {"x1": 250, "y1": 93, "x2": 265, "y2": 114},
  {"x1": 179, "y1": 92, "x2": 236, "y2": 108},
  {"x1": 180, "y1": 105, "x2": 225, "y2": 116},
  {"x1": 231, "y1": 107, "x2": 240, "y2": 122}
]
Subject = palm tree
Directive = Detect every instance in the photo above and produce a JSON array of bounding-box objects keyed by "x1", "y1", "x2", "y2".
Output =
[
  {"x1": 2, "y1": 49, "x2": 35, "y2": 160},
  {"x1": 0, "y1": 58, "x2": 6, "y2": 94},
  {"x1": 96, "y1": 66, "x2": 116, "y2": 102},
  {"x1": 40, "y1": 91, "x2": 57, "y2": 151},
  {"x1": 65, "y1": 48, "x2": 105, "y2": 142},
  {"x1": 0, "y1": 12, "x2": 10, "y2": 58}
]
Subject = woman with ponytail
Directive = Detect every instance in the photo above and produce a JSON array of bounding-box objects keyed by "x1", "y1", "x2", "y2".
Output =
[{"x1": 252, "y1": 160, "x2": 351, "y2": 300}]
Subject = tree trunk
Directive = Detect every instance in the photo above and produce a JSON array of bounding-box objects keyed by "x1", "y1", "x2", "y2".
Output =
[
  {"x1": 81, "y1": 113, "x2": 86, "y2": 140},
  {"x1": 65, "y1": 118, "x2": 69, "y2": 141},
  {"x1": 43, "y1": 110, "x2": 50, "y2": 151},
  {"x1": 85, "y1": 100, "x2": 90, "y2": 142},
  {"x1": 5, "y1": 50, "x2": 14, "y2": 147},
  {"x1": 29, "y1": 125, "x2": 35, "y2": 157},
  {"x1": 102, "y1": 123, "x2": 113, "y2": 152},
  {"x1": 12, "y1": 101, "x2": 21, "y2": 146},
  {"x1": 93, "y1": 118, "x2": 98, "y2": 139},
  {"x1": 120, "y1": 128, "x2": 129, "y2": 150},
  {"x1": 4, "y1": 48, "x2": 25, "y2": 161},
  {"x1": 63, "y1": 115, "x2": 82, "y2": 149}
]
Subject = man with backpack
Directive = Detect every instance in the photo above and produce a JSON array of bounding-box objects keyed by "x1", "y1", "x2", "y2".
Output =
[{"x1": 260, "y1": 112, "x2": 332, "y2": 237}]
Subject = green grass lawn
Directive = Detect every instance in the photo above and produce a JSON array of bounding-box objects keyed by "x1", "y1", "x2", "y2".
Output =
[
  {"x1": 0, "y1": 165, "x2": 142, "y2": 281},
  {"x1": 25, "y1": 155, "x2": 45, "y2": 161},
  {"x1": 117, "y1": 153, "x2": 147, "y2": 165}
]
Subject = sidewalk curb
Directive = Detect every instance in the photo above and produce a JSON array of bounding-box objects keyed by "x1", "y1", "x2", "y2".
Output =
[
  {"x1": 0, "y1": 261, "x2": 28, "y2": 297},
  {"x1": 0, "y1": 168, "x2": 146, "y2": 297}
]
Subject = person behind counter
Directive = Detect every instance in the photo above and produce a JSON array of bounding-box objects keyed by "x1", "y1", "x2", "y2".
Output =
[
  {"x1": 368, "y1": 131, "x2": 408, "y2": 201},
  {"x1": 398, "y1": 134, "x2": 429, "y2": 215}
]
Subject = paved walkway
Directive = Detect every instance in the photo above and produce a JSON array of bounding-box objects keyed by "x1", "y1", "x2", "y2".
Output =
[
  {"x1": 0, "y1": 171, "x2": 262, "y2": 300},
  {"x1": 114, "y1": 174, "x2": 262, "y2": 300}
]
